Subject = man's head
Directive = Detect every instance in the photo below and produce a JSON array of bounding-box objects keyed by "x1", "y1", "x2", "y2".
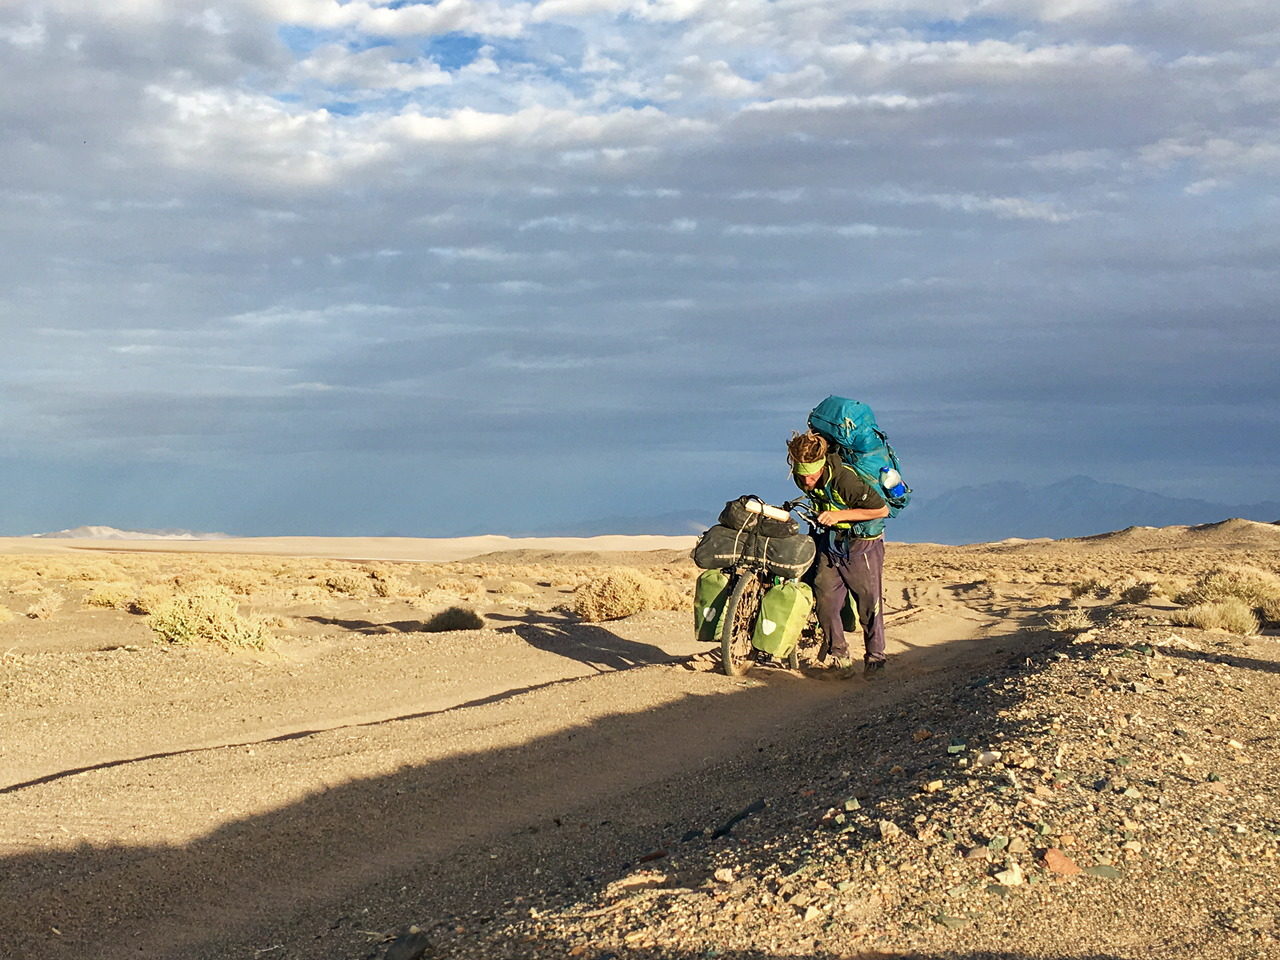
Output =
[{"x1": 787, "y1": 431, "x2": 828, "y2": 491}]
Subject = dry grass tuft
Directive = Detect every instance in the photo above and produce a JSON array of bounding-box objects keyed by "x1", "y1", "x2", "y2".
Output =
[
  {"x1": 147, "y1": 587, "x2": 273, "y2": 649},
  {"x1": 1044, "y1": 605, "x2": 1092, "y2": 632},
  {"x1": 422, "y1": 606, "x2": 485, "y2": 632},
  {"x1": 572, "y1": 568, "x2": 683, "y2": 622},
  {"x1": 1170, "y1": 598, "x2": 1260, "y2": 636},
  {"x1": 25, "y1": 591, "x2": 65, "y2": 619}
]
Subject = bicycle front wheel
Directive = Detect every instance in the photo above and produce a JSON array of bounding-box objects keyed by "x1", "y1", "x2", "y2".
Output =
[{"x1": 720, "y1": 573, "x2": 763, "y2": 676}]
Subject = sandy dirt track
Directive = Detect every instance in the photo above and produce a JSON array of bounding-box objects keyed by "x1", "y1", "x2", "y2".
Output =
[{"x1": 0, "y1": 534, "x2": 1031, "y2": 960}]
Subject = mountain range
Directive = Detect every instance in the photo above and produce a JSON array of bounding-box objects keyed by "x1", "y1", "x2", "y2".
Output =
[
  {"x1": 529, "y1": 476, "x2": 1280, "y2": 545},
  {"x1": 30, "y1": 525, "x2": 229, "y2": 540}
]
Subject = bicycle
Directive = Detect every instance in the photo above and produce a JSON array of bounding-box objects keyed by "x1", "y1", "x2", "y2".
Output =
[{"x1": 717, "y1": 497, "x2": 825, "y2": 677}]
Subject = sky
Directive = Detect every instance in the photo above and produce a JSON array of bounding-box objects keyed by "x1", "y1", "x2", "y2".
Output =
[{"x1": 2, "y1": 0, "x2": 1278, "y2": 537}]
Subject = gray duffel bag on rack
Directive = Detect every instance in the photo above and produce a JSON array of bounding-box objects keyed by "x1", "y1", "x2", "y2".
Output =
[{"x1": 691, "y1": 523, "x2": 816, "y2": 579}]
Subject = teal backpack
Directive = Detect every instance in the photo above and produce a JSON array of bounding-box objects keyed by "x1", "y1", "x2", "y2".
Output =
[{"x1": 808, "y1": 396, "x2": 912, "y2": 538}]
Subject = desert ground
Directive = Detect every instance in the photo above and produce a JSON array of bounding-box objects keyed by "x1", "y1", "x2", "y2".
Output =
[{"x1": 1, "y1": 520, "x2": 1278, "y2": 960}]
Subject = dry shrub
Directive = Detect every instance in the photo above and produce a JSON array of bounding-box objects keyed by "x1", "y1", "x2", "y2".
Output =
[
  {"x1": 321, "y1": 572, "x2": 370, "y2": 597},
  {"x1": 422, "y1": 606, "x2": 484, "y2": 632},
  {"x1": 1175, "y1": 565, "x2": 1280, "y2": 620},
  {"x1": 1029, "y1": 587, "x2": 1064, "y2": 607},
  {"x1": 572, "y1": 568, "x2": 683, "y2": 622},
  {"x1": 25, "y1": 591, "x2": 65, "y2": 619},
  {"x1": 147, "y1": 587, "x2": 272, "y2": 649},
  {"x1": 128, "y1": 585, "x2": 174, "y2": 615},
  {"x1": 433, "y1": 577, "x2": 478, "y2": 594},
  {"x1": 1068, "y1": 577, "x2": 1110, "y2": 599},
  {"x1": 1044, "y1": 605, "x2": 1091, "y2": 632},
  {"x1": 1170, "y1": 598, "x2": 1260, "y2": 636},
  {"x1": 368, "y1": 567, "x2": 413, "y2": 598},
  {"x1": 83, "y1": 583, "x2": 136, "y2": 609},
  {"x1": 495, "y1": 580, "x2": 536, "y2": 595}
]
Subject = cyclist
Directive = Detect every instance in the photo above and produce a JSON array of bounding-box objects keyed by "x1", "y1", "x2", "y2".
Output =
[{"x1": 787, "y1": 431, "x2": 890, "y2": 679}]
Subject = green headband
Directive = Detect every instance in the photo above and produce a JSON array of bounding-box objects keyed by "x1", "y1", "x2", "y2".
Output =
[{"x1": 793, "y1": 459, "x2": 825, "y2": 476}]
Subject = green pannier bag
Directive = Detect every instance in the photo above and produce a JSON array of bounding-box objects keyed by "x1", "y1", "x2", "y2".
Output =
[
  {"x1": 751, "y1": 580, "x2": 814, "y2": 657},
  {"x1": 693, "y1": 569, "x2": 732, "y2": 642}
]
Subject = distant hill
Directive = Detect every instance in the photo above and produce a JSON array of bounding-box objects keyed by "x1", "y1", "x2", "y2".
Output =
[
  {"x1": 890, "y1": 476, "x2": 1280, "y2": 545},
  {"x1": 30, "y1": 525, "x2": 230, "y2": 540},
  {"x1": 521, "y1": 509, "x2": 714, "y2": 537}
]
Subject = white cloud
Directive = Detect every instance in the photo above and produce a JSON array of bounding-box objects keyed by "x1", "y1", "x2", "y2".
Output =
[{"x1": 293, "y1": 44, "x2": 451, "y2": 92}]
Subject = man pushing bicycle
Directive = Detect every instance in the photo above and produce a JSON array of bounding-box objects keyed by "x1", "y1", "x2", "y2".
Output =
[{"x1": 787, "y1": 430, "x2": 890, "y2": 680}]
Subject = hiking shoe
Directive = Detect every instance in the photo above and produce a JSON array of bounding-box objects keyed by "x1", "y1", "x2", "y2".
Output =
[
  {"x1": 825, "y1": 656, "x2": 857, "y2": 680},
  {"x1": 864, "y1": 659, "x2": 886, "y2": 680}
]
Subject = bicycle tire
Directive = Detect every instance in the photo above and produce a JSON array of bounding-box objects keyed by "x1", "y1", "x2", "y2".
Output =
[{"x1": 719, "y1": 573, "x2": 761, "y2": 677}]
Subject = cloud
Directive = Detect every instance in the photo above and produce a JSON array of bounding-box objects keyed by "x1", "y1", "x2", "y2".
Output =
[{"x1": 2, "y1": 0, "x2": 1278, "y2": 533}]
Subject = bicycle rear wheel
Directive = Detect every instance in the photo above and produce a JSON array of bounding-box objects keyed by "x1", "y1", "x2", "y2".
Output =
[{"x1": 720, "y1": 573, "x2": 763, "y2": 676}]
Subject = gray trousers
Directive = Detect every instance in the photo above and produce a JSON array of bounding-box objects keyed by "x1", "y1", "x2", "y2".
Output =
[{"x1": 813, "y1": 537, "x2": 886, "y2": 662}]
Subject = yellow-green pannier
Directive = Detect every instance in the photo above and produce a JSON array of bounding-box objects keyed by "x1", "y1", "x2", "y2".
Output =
[
  {"x1": 693, "y1": 569, "x2": 731, "y2": 642},
  {"x1": 751, "y1": 580, "x2": 814, "y2": 657}
]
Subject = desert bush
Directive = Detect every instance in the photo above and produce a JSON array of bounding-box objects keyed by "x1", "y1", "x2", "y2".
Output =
[
  {"x1": 1044, "y1": 605, "x2": 1091, "y2": 632},
  {"x1": 422, "y1": 606, "x2": 484, "y2": 632},
  {"x1": 572, "y1": 568, "x2": 683, "y2": 622},
  {"x1": 1170, "y1": 598, "x2": 1259, "y2": 636},
  {"x1": 366, "y1": 567, "x2": 413, "y2": 599},
  {"x1": 495, "y1": 580, "x2": 536, "y2": 595},
  {"x1": 1174, "y1": 565, "x2": 1280, "y2": 619},
  {"x1": 1068, "y1": 577, "x2": 1110, "y2": 599},
  {"x1": 83, "y1": 584, "x2": 136, "y2": 609},
  {"x1": 147, "y1": 587, "x2": 272, "y2": 649},
  {"x1": 433, "y1": 576, "x2": 478, "y2": 594},
  {"x1": 25, "y1": 591, "x2": 65, "y2": 619},
  {"x1": 1260, "y1": 595, "x2": 1280, "y2": 626},
  {"x1": 1028, "y1": 587, "x2": 1064, "y2": 607},
  {"x1": 127, "y1": 585, "x2": 174, "y2": 615}
]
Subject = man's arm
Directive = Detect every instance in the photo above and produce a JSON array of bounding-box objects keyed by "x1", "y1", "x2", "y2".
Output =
[{"x1": 817, "y1": 505, "x2": 890, "y2": 526}]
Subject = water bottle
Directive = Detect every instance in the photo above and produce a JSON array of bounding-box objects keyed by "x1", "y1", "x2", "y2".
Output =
[{"x1": 879, "y1": 465, "x2": 906, "y2": 499}]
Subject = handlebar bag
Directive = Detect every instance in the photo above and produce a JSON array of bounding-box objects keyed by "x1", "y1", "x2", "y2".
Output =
[
  {"x1": 691, "y1": 525, "x2": 816, "y2": 579},
  {"x1": 751, "y1": 580, "x2": 814, "y2": 657},
  {"x1": 718, "y1": 495, "x2": 799, "y2": 539}
]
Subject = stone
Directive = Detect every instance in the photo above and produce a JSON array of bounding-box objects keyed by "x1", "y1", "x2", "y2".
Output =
[
  {"x1": 924, "y1": 780, "x2": 944, "y2": 793},
  {"x1": 1008, "y1": 838, "x2": 1029, "y2": 855},
  {"x1": 993, "y1": 862, "x2": 1024, "y2": 886},
  {"x1": 713, "y1": 868, "x2": 734, "y2": 883},
  {"x1": 1042, "y1": 848, "x2": 1081, "y2": 876},
  {"x1": 913, "y1": 728, "x2": 933, "y2": 742},
  {"x1": 934, "y1": 914, "x2": 967, "y2": 929},
  {"x1": 878, "y1": 820, "x2": 902, "y2": 841},
  {"x1": 1083, "y1": 864, "x2": 1123, "y2": 879}
]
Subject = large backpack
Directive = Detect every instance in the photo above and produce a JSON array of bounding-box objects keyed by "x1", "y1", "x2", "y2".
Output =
[{"x1": 808, "y1": 396, "x2": 912, "y2": 525}]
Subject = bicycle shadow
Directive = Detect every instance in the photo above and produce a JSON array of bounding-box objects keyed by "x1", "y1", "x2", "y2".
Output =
[{"x1": 487, "y1": 610, "x2": 687, "y2": 673}]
